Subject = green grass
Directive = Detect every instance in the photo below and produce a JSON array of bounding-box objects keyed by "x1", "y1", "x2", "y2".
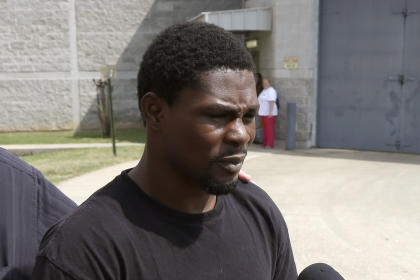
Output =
[
  {"x1": 20, "y1": 146, "x2": 144, "y2": 184},
  {"x1": 0, "y1": 130, "x2": 146, "y2": 145}
]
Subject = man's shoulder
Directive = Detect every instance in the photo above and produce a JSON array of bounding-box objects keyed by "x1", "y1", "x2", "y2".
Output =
[
  {"x1": 0, "y1": 147, "x2": 76, "y2": 237},
  {"x1": 39, "y1": 176, "x2": 132, "y2": 248},
  {"x1": 36, "y1": 189, "x2": 125, "y2": 272},
  {"x1": 231, "y1": 180, "x2": 285, "y2": 221},
  {"x1": 0, "y1": 147, "x2": 36, "y2": 178},
  {"x1": 35, "y1": 201, "x2": 116, "y2": 279},
  {"x1": 34, "y1": 173, "x2": 141, "y2": 278},
  {"x1": 41, "y1": 188, "x2": 119, "y2": 241},
  {"x1": 38, "y1": 199, "x2": 104, "y2": 250},
  {"x1": 229, "y1": 181, "x2": 292, "y2": 255},
  {"x1": 233, "y1": 180, "x2": 273, "y2": 203},
  {"x1": 0, "y1": 147, "x2": 73, "y2": 199}
]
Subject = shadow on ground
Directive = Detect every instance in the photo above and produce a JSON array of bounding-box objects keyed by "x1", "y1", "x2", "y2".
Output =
[{"x1": 249, "y1": 144, "x2": 420, "y2": 166}]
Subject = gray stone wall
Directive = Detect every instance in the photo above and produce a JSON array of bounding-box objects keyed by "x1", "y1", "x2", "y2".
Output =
[
  {"x1": 0, "y1": 0, "x2": 244, "y2": 132},
  {"x1": 0, "y1": 79, "x2": 73, "y2": 131},
  {"x1": 245, "y1": 0, "x2": 319, "y2": 148},
  {"x1": 0, "y1": 0, "x2": 71, "y2": 73},
  {"x1": 245, "y1": 0, "x2": 270, "y2": 9},
  {"x1": 76, "y1": 0, "x2": 154, "y2": 72},
  {"x1": 111, "y1": 0, "x2": 244, "y2": 131},
  {"x1": 0, "y1": 0, "x2": 74, "y2": 131},
  {"x1": 75, "y1": 0, "x2": 155, "y2": 131},
  {"x1": 116, "y1": 0, "x2": 243, "y2": 72},
  {"x1": 1, "y1": 0, "x2": 318, "y2": 141},
  {"x1": 0, "y1": 0, "x2": 154, "y2": 132}
]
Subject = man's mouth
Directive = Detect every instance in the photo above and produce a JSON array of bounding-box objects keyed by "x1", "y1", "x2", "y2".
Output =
[{"x1": 214, "y1": 154, "x2": 246, "y2": 174}]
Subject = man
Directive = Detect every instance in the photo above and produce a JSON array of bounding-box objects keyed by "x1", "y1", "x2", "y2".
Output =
[
  {"x1": 0, "y1": 148, "x2": 76, "y2": 280},
  {"x1": 32, "y1": 22, "x2": 297, "y2": 279}
]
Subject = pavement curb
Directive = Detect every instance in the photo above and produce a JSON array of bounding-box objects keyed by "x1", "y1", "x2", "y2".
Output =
[{"x1": 1, "y1": 143, "x2": 144, "y2": 156}]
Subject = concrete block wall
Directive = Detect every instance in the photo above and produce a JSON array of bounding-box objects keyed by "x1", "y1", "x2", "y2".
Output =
[
  {"x1": 0, "y1": 0, "x2": 154, "y2": 132},
  {"x1": 0, "y1": 0, "x2": 73, "y2": 131},
  {"x1": 0, "y1": 79, "x2": 73, "y2": 131},
  {"x1": 76, "y1": 0, "x2": 155, "y2": 72},
  {"x1": 245, "y1": 0, "x2": 319, "y2": 147},
  {"x1": 0, "y1": 0, "x2": 71, "y2": 73},
  {"x1": 113, "y1": 0, "x2": 244, "y2": 130},
  {"x1": 76, "y1": 0, "x2": 155, "y2": 131},
  {"x1": 1, "y1": 0, "x2": 318, "y2": 139},
  {"x1": 0, "y1": 0, "x2": 244, "y2": 132}
]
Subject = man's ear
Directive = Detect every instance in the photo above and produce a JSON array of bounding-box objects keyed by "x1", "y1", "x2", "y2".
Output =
[{"x1": 140, "y1": 92, "x2": 167, "y2": 130}]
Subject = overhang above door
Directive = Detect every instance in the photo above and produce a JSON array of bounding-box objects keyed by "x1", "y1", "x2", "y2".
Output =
[{"x1": 189, "y1": 7, "x2": 272, "y2": 31}]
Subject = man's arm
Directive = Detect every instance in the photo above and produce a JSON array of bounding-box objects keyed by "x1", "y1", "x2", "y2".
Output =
[
  {"x1": 273, "y1": 236, "x2": 298, "y2": 280},
  {"x1": 35, "y1": 169, "x2": 77, "y2": 242},
  {"x1": 0, "y1": 148, "x2": 77, "y2": 279},
  {"x1": 273, "y1": 212, "x2": 298, "y2": 280}
]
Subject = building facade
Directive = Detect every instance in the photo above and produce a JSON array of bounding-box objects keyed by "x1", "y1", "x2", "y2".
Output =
[
  {"x1": 1, "y1": 0, "x2": 419, "y2": 153},
  {"x1": 0, "y1": 0, "x2": 242, "y2": 132}
]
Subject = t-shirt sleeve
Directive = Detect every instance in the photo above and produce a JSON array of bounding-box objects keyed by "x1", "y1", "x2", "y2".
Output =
[
  {"x1": 273, "y1": 217, "x2": 298, "y2": 280},
  {"x1": 267, "y1": 88, "x2": 277, "y2": 101},
  {"x1": 31, "y1": 256, "x2": 77, "y2": 280}
]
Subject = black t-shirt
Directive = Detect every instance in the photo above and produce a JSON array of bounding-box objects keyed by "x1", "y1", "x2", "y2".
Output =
[
  {"x1": 32, "y1": 170, "x2": 297, "y2": 280},
  {"x1": 0, "y1": 148, "x2": 77, "y2": 280}
]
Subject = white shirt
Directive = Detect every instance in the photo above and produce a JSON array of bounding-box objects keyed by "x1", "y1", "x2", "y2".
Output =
[{"x1": 258, "y1": 87, "x2": 278, "y2": 116}]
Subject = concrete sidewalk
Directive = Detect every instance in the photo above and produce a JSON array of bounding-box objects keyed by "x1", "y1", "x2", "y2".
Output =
[
  {"x1": 243, "y1": 147, "x2": 420, "y2": 279},
  {"x1": 3, "y1": 143, "x2": 144, "y2": 156},
  {"x1": 56, "y1": 146, "x2": 420, "y2": 279},
  {"x1": 58, "y1": 160, "x2": 138, "y2": 205}
]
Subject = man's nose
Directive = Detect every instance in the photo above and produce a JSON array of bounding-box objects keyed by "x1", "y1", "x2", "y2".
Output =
[{"x1": 224, "y1": 118, "x2": 252, "y2": 146}]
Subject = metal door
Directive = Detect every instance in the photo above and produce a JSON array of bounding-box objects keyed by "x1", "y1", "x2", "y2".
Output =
[
  {"x1": 317, "y1": 0, "x2": 420, "y2": 153},
  {"x1": 401, "y1": 0, "x2": 420, "y2": 153}
]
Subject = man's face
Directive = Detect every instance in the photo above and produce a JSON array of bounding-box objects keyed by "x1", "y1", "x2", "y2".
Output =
[{"x1": 161, "y1": 69, "x2": 258, "y2": 195}]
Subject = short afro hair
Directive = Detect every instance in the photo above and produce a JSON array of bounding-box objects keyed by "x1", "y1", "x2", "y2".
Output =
[{"x1": 137, "y1": 21, "x2": 256, "y2": 107}]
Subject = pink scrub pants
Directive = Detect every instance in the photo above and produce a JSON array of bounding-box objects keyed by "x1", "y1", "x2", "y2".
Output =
[{"x1": 261, "y1": 116, "x2": 275, "y2": 147}]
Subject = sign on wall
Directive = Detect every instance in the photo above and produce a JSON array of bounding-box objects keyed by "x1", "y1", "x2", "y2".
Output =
[{"x1": 283, "y1": 56, "x2": 298, "y2": 69}]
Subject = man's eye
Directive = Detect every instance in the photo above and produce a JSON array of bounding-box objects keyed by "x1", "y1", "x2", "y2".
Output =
[
  {"x1": 243, "y1": 114, "x2": 255, "y2": 123},
  {"x1": 207, "y1": 113, "x2": 227, "y2": 119}
]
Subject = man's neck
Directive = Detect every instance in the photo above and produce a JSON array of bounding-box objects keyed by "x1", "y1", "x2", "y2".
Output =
[{"x1": 128, "y1": 151, "x2": 217, "y2": 214}]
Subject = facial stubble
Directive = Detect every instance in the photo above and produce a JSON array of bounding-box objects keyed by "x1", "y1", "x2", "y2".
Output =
[{"x1": 199, "y1": 174, "x2": 238, "y2": 195}]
